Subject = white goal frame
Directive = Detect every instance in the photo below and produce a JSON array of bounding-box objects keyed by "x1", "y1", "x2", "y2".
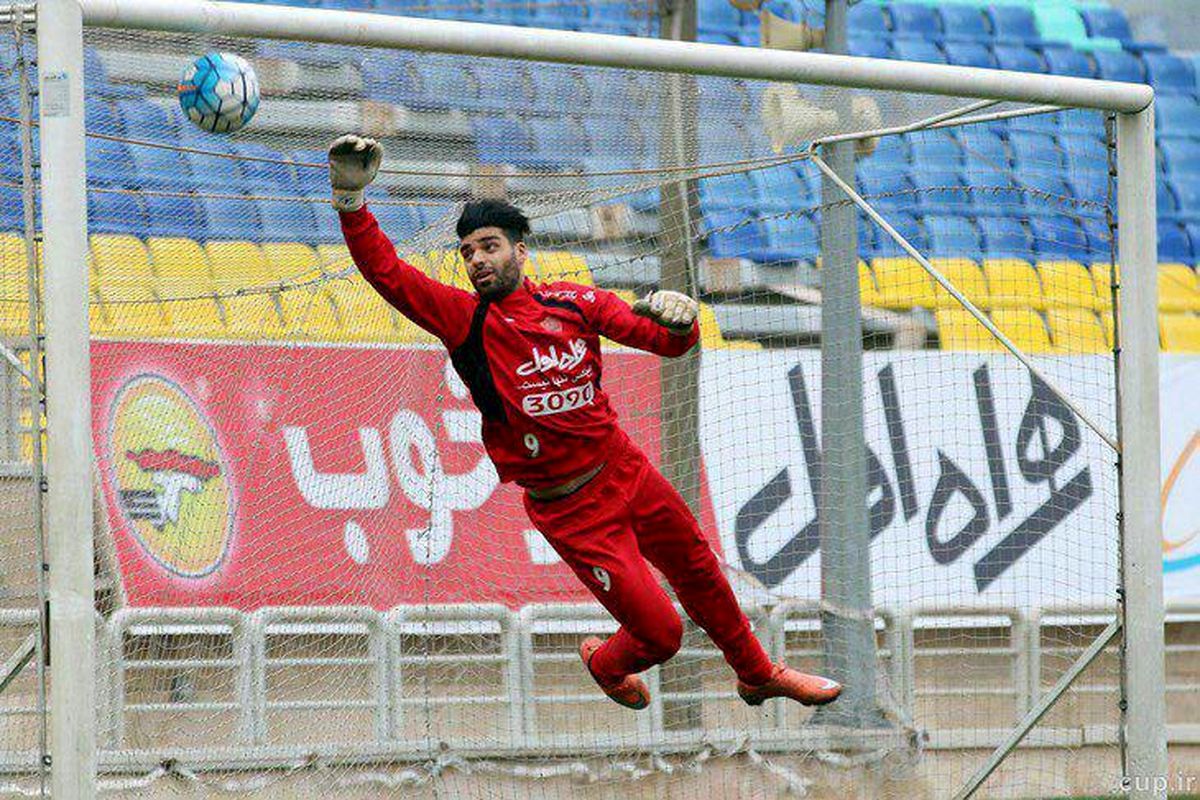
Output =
[{"x1": 35, "y1": 0, "x2": 1164, "y2": 797}]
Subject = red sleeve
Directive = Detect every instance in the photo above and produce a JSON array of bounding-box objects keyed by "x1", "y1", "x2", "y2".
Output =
[
  {"x1": 583, "y1": 287, "x2": 699, "y2": 357},
  {"x1": 340, "y1": 205, "x2": 475, "y2": 348}
]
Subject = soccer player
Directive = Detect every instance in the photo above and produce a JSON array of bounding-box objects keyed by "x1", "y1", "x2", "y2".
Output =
[{"x1": 329, "y1": 134, "x2": 842, "y2": 711}]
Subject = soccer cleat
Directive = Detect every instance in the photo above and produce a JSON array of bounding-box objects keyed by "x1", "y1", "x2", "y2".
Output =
[
  {"x1": 579, "y1": 636, "x2": 650, "y2": 711},
  {"x1": 737, "y1": 663, "x2": 842, "y2": 707}
]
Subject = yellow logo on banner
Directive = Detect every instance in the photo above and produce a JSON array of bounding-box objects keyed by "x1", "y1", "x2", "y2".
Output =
[{"x1": 108, "y1": 375, "x2": 233, "y2": 577}]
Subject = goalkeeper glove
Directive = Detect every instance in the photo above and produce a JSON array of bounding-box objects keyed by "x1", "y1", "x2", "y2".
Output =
[
  {"x1": 328, "y1": 133, "x2": 383, "y2": 213},
  {"x1": 632, "y1": 290, "x2": 699, "y2": 333}
]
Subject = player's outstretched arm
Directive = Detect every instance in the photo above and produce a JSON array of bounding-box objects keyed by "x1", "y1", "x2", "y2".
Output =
[
  {"x1": 329, "y1": 134, "x2": 474, "y2": 347},
  {"x1": 586, "y1": 288, "x2": 699, "y2": 357}
]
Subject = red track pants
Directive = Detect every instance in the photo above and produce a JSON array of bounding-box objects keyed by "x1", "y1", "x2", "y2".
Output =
[{"x1": 523, "y1": 434, "x2": 774, "y2": 687}]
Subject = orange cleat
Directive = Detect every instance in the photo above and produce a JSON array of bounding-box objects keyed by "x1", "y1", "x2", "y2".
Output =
[
  {"x1": 737, "y1": 663, "x2": 842, "y2": 707},
  {"x1": 579, "y1": 636, "x2": 650, "y2": 711}
]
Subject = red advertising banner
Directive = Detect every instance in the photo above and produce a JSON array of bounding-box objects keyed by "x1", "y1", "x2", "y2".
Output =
[{"x1": 91, "y1": 340, "x2": 720, "y2": 610}]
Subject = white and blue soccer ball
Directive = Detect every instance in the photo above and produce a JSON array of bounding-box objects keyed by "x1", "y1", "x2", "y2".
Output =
[{"x1": 178, "y1": 52, "x2": 260, "y2": 134}]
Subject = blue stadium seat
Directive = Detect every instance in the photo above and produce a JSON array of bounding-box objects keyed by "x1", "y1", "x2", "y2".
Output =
[
  {"x1": 979, "y1": 216, "x2": 1031, "y2": 258},
  {"x1": 1141, "y1": 53, "x2": 1197, "y2": 95},
  {"x1": 909, "y1": 135, "x2": 965, "y2": 168},
  {"x1": 991, "y1": 44, "x2": 1045, "y2": 74},
  {"x1": 86, "y1": 139, "x2": 138, "y2": 189},
  {"x1": 698, "y1": 0, "x2": 742, "y2": 37},
  {"x1": 145, "y1": 194, "x2": 205, "y2": 239},
  {"x1": 888, "y1": 3, "x2": 943, "y2": 41},
  {"x1": 1057, "y1": 108, "x2": 1103, "y2": 138},
  {"x1": 584, "y1": 72, "x2": 634, "y2": 117},
  {"x1": 1162, "y1": 138, "x2": 1200, "y2": 176},
  {"x1": 1029, "y1": 217, "x2": 1089, "y2": 260},
  {"x1": 1081, "y1": 217, "x2": 1112, "y2": 253},
  {"x1": 182, "y1": 147, "x2": 247, "y2": 193},
  {"x1": 698, "y1": 76, "x2": 755, "y2": 117},
  {"x1": 704, "y1": 210, "x2": 765, "y2": 259},
  {"x1": 1008, "y1": 131, "x2": 1062, "y2": 172},
  {"x1": 925, "y1": 214, "x2": 983, "y2": 259},
  {"x1": 585, "y1": 116, "x2": 645, "y2": 162},
  {"x1": 871, "y1": 211, "x2": 924, "y2": 255},
  {"x1": 85, "y1": 99, "x2": 122, "y2": 136},
  {"x1": 127, "y1": 145, "x2": 193, "y2": 192},
  {"x1": 962, "y1": 164, "x2": 1020, "y2": 216},
  {"x1": 258, "y1": 199, "x2": 321, "y2": 246},
  {"x1": 88, "y1": 190, "x2": 147, "y2": 236},
  {"x1": 1157, "y1": 96, "x2": 1200, "y2": 136},
  {"x1": 412, "y1": 59, "x2": 478, "y2": 112},
  {"x1": 1186, "y1": 224, "x2": 1200, "y2": 260},
  {"x1": 481, "y1": 0, "x2": 536, "y2": 26},
  {"x1": 233, "y1": 143, "x2": 299, "y2": 194},
  {"x1": 533, "y1": 69, "x2": 584, "y2": 115},
  {"x1": 1042, "y1": 47, "x2": 1094, "y2": 79},
  {"x1": 535, "y1": 0, "x2": 587, "y2": 30},
  {"x1": 756, "y1": 216, "x2": 819, "y2": 262},
  {"x1": 943, "y1": 41, "x2": 994, "y2": 69},
  {"x1": 1092, "y1": 50, "x2": 1144, "y2": 84},
  {"x1": 472, "y1": 115, "x2": 532, "y2": 165},
  {"x1": 529, "y1": 119, "x2": 588, "y2": 164},
  {"x1": 1172, "y1": 179, "x2": 1200, "y2": 220},
  {"x1": 700, "y1": 126, "x2": 751, "y2": 163},
  {"x1": 1159, "y1": 222, "x2": 1192, "y2": 262},
  {"x1": 1159, "y1": 181, "x2": 1180, "y2": 219},
  {"x1": 1069, "y1": 171, "x2": 1108, "y2": 209},
  {"x1": 588, "y1": 2, "x2": 641, "y2": 34},
  {"x1": 699, "y1": 173, "x2": 757, "y2": 212},
  {"x1": 857, "y1": 166, "x2": 913, "y2": 211},
  {"x1": 359, "y1": 54, "x2": 424, "y2": 107},
  {"x1": 1079, "y1": 7, "x2": 1134, "y2": 45},
  {"x1": 585, "y1": 155, "x2": 658, "y2": 212},
  {"x1": 115, "y1": 100, "x2": 178, "y2": 142},
  {"x1": 909, "y1": 168, "x2": 968, "y2": 215},
  {"x1": 849, "y1": 37, "x2": 893, "y2": 60},
  {"x1": 1009, "y1": 112, "x2": 1059, "y2": 135},
  {"x1": 985, "y1": 6, "x2": 1039, "y2": 44},
  {"x1": 954, "y1": 128, "x2": 1007, "y2": 166},
  {"x1": 1020, "y1": 172, "x2": 1074, "y2": 216},
  {"x1": 370, "y1": 203, "x2": 423, "y2": 240},
  {"x1": 0, "y1": 184, "x2": 23, "y2": 232},
  {"x1": 892, "y1": 38, "x2": 945, "y2": 64},
  {"x1": 83, "y1": 46, "x2": 143, "y2": 100},
  {"x1": 866, "y1": 136, "x2": 909, "y2": 164},
  {"x1": 847, "y1": 3, "x2": 888, "y2": 35},
  {"x1": 1060, "y1": 135, "x2": 1107, "y2": 176},
  {"x1": 749, "y1": 168, "x2": 814, "y2": 214},
  {"x1": 473, "y1": 63, "x2": 532, "y2": 113},
  {"x1": 199, "y1": 196, "x2": 262, "y2": 242},
  {"x1": 289, "y1": 149, "x2": 329, "y2": 198},
  {"x1": 937, "y1": 4, "x2": 991, "y2": 42}
]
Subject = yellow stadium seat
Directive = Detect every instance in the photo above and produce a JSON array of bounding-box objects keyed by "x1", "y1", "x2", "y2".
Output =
[
  {"x1": 870, "y1": 257, "x2": 936, "y2": 309},
  {"x1": 935, "y1": 308, "x2": 1004, "y2": 351},
  {"x1": 528, "y1": 251, "x2": 593, "y2": 286},
  {"x1": 0, "y1": 232, "x2": 30, "y2": 274},
  {"x1": 984, "y1": 258, "x2": 1043, "y2": 309},
  {"x1": 316, "y1": 243, "x2": 354, "y2": 274},
  {"x1": 145, "y1": 237, "x2": 227, "y2": 338},
  {"x1": 205, "y1": 241, "x2": 275, "y2": 294},
  {"x1": 1046, "y1": 308, "x2": 1109, "y2": 353},
  {"x1": 990, "y1": 307, "x2": 1053, "y2": 353},
  {"x1": 858, "y1": 261, "x2": 886, "y2": 309},
  {"x1": 91, "y1": 235, "x2": 156, "y2": 302},
  {"x1": 327, "y1": 278, "x2": 405, "y2": 343},
  {"x1": 1042, "y1": 260, "x2": 1101, "y2": 309},
  {"x1": 931, "y1": 258, "x2": 989, "y2": 309},
  {"x1": 278, "y1": 285, "x2": 343, "y2": 342},
  {"x1": 91, "y1": 296, "x2": 175, "y2": 339},
  {"x1": 0, "y1": 235, "x2": 32, "y2": 337},
  {"x1": 1088, "y1": 262, "x2": 1118, "y2": 310},
  {"x1": 1161, "y1": 313, "x2": 1200, "y2": 352},
  {"x1": 1158, "y1": 263, "x2": 1200, "y2": 313},
  {"x1": 422, "y1": 249, "x2": 472, "y2": 291},
  {"x1": 262, "y1": 242, "x2": 320, "y2": 283},
  {"x1": 146, "y1": 237, "x2": 213, "y2": 284},
  {"x1": 223, "y1": 293, "x2": 289, "y2": 341}
]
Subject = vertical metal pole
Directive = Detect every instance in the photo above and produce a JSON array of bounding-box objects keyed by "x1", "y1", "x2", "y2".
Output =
[
  {"x1": 1116, "y1": 106, "x2": 1166, "y2": 799},
  {"x1": 37, "y1": 1, "x2": 96, "y2": 797},
  {"x1": 816, "y1": 0, "x2": 883, "y2": 727},
  {"x1": 657, "y1": 0, "x2": 702, "y2": 731}
]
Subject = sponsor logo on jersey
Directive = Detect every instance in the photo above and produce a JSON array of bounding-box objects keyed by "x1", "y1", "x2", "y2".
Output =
[
  {"x1": 522, "y1": 383, "x2": 596, "y2": 417},
  {"x1": 516, "y1": 338, "x2": 588, "y2": 376},
  {"x1": 108, "y1": 374, "x2": 233, "y2": 578}
]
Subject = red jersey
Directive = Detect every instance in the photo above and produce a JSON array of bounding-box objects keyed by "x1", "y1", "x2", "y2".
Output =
[{"x1": 340, "y1": 206, "x2": 700, "y2": 490}]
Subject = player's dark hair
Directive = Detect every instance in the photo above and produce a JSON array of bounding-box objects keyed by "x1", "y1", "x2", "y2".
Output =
[{"x1": 456, "y1": 199, "x2": 530, "y2": 245}]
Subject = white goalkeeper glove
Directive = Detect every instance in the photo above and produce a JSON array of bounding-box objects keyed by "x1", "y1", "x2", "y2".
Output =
[
  {"x1": 328, "y1": 133, "x2": 383, "y2": 213},
  {"x1": 632, "y1": 290, "x2": 699, "y2": 333}
]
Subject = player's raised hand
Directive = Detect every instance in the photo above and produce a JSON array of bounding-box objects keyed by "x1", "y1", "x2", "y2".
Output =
[
  {"x1": 328, "y1": 133, "x2": 383, "y2": 212},
  {"x1": 632, "y1": 290, "x2": 698, "y2": 332}
]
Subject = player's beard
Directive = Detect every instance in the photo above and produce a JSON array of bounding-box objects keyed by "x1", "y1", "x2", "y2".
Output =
[{"x1": 477, "y1": 252, "x2": 522, "y2": 300}]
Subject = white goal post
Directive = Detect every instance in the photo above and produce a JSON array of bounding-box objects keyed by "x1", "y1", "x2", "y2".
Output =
[{"x1": 35, "y1": 0, "x2": 1164, "y2": 797}]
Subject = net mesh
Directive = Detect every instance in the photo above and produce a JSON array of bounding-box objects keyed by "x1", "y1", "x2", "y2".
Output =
[{"x1": 0, "y1": 8, "x2": 1141, "y2": 798}]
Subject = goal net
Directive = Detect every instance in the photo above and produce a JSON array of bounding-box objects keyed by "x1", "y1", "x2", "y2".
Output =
[{"x1": 0, "y1": 3, "x2": 1159, "y2": 798}]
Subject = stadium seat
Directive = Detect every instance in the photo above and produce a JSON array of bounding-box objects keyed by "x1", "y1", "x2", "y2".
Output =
[
  {"x1": 234, "y1": 143, "x2": 299, "y2": 194},
  {"x1": 858, "y1": 167, "x2": 913, "y2": 214},
  {"x1": 1159, "y1": 223, "x2": 1193, "y2": 263},
  {"x1": 1031, "y1": 6, "x2": 1088, "y2": 48},
  {"x1": 892, "y1": 38, "x2": 945, "y2": 64},
  {"x1": 755, "y1": 216, "x2": 818, "y2": 262},
  {"x1": 704, "y1": 210, "x2": 765, "y2": 260},
  {"x1": 943, "y1": 41, "x2": 994, "y2": 69},
  {"x1": 91, "y1": 234, "x2": 152, "y2": 288},
  {"x1": 749, "y1": 167, "x2": 815, "y2": 214},
  {"x1": 984, "y1": 258, "x2": 1043, "y2": 309},
  {"x1": 411, "y1": 58, "x2": 476, "y2": 112},
  {"x1": 847, "y1": 2, "x2": 888, "y2": 35},
  {"x1": 1020, "y1": 172, "x2": 1075, "y2": 217},
  {"x1": 936, "y1": 308, "x2": 1004, "y2": 351},
  {"x1": 979, "y1": 216, "x2": 1031, "y2": 258},
  {"x1": 223, "y1": 290, "x2": 289, "y2": 341},
  {"x1": 1030, "y1": 218, "x2": 1089, "y2": 260},
  {"x1": 472, "y1": 115, "x2": 533, "y2": 165},
  {"x1": 991, "y1": 307, "x2": 1052, "y2": 352},
  {"x1": 529, "y1": 118, "x2": 588, "y2": 165},
  {"x1": 931, "y1": 257, "x2": 989, "y2": 308},
  {"x1": 985, "y1": 6, "x2": 1039, "y2": 44},
  {"x1": 991, "y1": 44, "x2": 1044, "y2": 74},
  {"x1": 472, "y1": 63, "x2": 532, "y2": 113},
  {"x1": 909, "y1": 169, "x2": 968, "y2": 215},
  {"x1": 206, "y1": 241, "x2": 275, "y2": 298},
  {"x1": 528, "y1": 251, "x2": 593, "y2": 285},
  {"x1": 1161, "y1": 138, "x2": 1200, "y2": 176},
  {"x1": 199, "y1": 196, "x2": 263, "y2": 242},
  {"x1": 1008, "y1": 131, "x2": 1062, "y2": 172},
  {"x1": 1141, "y1": 53, "x2": 1196, "y2": 95},
  {"x1": 870, "y1": 256, "x2": 936, "y2": 309},
  {"x1": 1158, "y1": 263, "x2": 1200, "y2": 313},
  {"x1": 262, "y1": 242, "x2": 321, "y2": 283},
  {"x1": 147, "y1": 240, "x2": 224, "y2": 337},
  {"x1": 371, "y1": 204, "x2": 423, "y2": 241},
  {"x1": 533, "y1": 69, "x2": 587, "y2": 115},
  {"x1": 1160, "y1": 313, "x2": 1200, "y2": 352},
  {"x1": 954, "y1": 127, "x2": 1007, "y2": 166},
  {"x1": 86, "y1": 138, "x2": 136, "y2": 187},
  {"x1": 1047, "y1": 307, "x2": 1108, "y2": 352},
  {"x1": 700, "y1": 173, "x2": 757, "y2": 213},
  {"x1": 1041, "y1": 260, "x2": 1100, "y2": 309},
  {"x1": 257, "y1": 200, "x2": 321, "y2": 247},
  {"x1": 1158, "y1": 96, "x2": 1200, "y2": 136},
  {"x1": 146, "y1": 237, "x2": 212, "y2": 284},
  {"x1": 888, "y1": 3, "x2": 943, "y2": 41},
  {"x1": 870, "y1": 211, "x2": 925, "y2": 256},
  {"x1": 1042, "y1": 47, "x2": 1095, "y2": 79},
  {"x1": 327, "y1": 277, "x2": 410, "y2": 343},
  {"x1": 909, "y1": 134, "x2": 965, "y2": 168},
  {"x1": 127, "y1": 144, "x2": 193, "y2": 192},
  {"x1": 1092, "y1": 49, "x2": 1145, "y2": 84},
  {"x1": 937, "y1": 4, "x2": 991, "y2": 43},
  {"x1": 925, "y1": 215, "x2": 982, "y2": 260},
  {"x1": 88, "y1": 191, "x2": 147, "y2": 237},
  {"x1": 144, "y1": 194, "x2": 205, "y2": 240},
  {"x1": 858, "y1": 260, "x2": 885, "y2": 309},
  {"x1": 848, "y1": 37, "x2": 893, "y2": 60},
  {"x1": 697, "y1": 0, "x2": 742, "y2": 37},
  {"x1": 279, "y1": 285, "x2": 344, "y2": 341},
  {"x1": 1080, "y1": 7, "x2": 1133, "y2": 45},
  {"x1": 1171, "y1": 179, "x2": 1200, "y2": 219}
]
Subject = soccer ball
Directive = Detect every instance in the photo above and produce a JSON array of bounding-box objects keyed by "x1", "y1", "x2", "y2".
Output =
[{"x1": 178, "y1": 52, "x2": 260, "y2": 134}]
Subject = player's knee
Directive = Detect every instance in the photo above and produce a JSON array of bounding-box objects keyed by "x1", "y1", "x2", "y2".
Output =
[{"x1": 646, "y1": 612, "x2": 683, "y2": 662}]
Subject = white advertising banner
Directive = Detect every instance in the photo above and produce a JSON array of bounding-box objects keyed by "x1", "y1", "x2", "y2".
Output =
[{"x1": 700, "y1": 352, "x2": 1199, "y2": 609}]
